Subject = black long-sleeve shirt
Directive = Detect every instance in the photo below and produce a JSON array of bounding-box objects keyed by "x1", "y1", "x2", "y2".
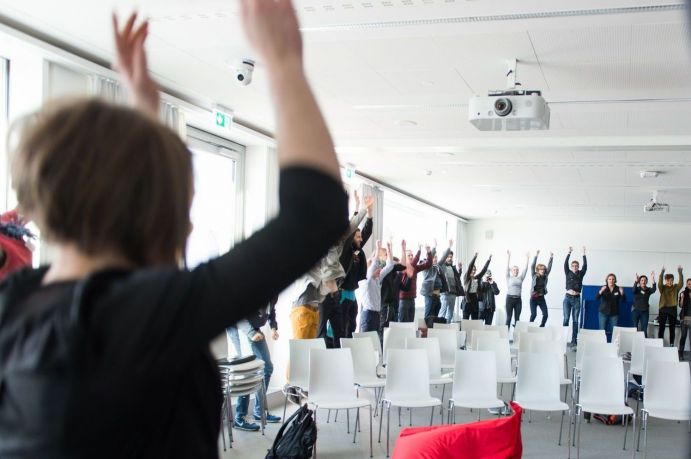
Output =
[
  {"x1": 596, "y1": 285, "x2": 625, "y2": 316},
  {"x1": 0, "y1": 167, "x2": 348, "y2": 458},
  {"x1": 340, "y1": 217, "x2": 373, "y2": 291},
  {"x1": 632, "y1": 282, "x2": 656, "y2": 311},
  {"x1": 564, "y1": 253, "x2": 587, "y2": 293}
]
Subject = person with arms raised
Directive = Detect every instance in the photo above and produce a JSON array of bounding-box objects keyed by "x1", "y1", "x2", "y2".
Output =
[{"x1": 0, "y1": 2, "x2": 347, "y2": 456}]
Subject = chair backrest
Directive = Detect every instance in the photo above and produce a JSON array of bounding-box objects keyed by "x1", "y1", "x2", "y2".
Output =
[
  {"x1": 427, "y1": 328, "x2": 460, "y2": 367},
  {"x1": 530, "y1": 340, "x2": 567, "y2": 378},
  {"x1": 476, "y1": 337, "x2": 514, "y2": 379},
  {"x1": 461, "y1": 319, "x2": 486, "y2": 347},
  {"x1": 383, "y1": 327, "x2": 416, "y2": 361},
  {"x1": 544, "y1": 325, "x2": 566, "y2": 343},
  {"x1": 527, "y1": 327, "x2": 552, "y2": 336},
  {"x1": 644, "y1": 361, "x2": 691, "y2": 417},
  {"x1": 575, "y1": 333, "x2": 607, "y2": 370},
  {"x1": 406, "y1": 337, "x2": 443, "y2": 378},
  {"x1": 642, "y1": 346, "x2": 679, "y2": 386},
  {"x1": 309, "y1": 349, "x2": 357, "y2": 403},
  {"x1": 512, "y1": 321, "x2": 531, "y2": 346},
  {"x1": 612, "y1": 326, "x2": 637, "y2": 348},
  {"x1": 578, "y1": 328, "x2": 605, "y2": 338},
  {"x1": 493, "y1": 307, "x2": 507, "y2": 327},
  {"x1": 515, "y1": 352, "x2": 562, "y2": 404},
  {"x1": 518, "y1": 331, "x2": 547, "y2": 353},
  {"x1": 341, "y1": 338, "x2": 379, "y2": 383},
  {"x1": 288, "y1": 338, "x2": 326, "y2": 388},
  {"x1": 579, "y1": 357, "x2": 626, "y2": 408},
  {"x1": 582, "y1": 342, "x2": 618, "y2": 361},
  {"x1": 353, "y1": 331, "x2": 382, "y2": 361},
  {"x1": 389, "y1": 322, "x2": 417, "y2": 330},
  {"x1": 484, "y1": 324, "x2": 509, "y2": 339},
  {"x1": 434, "y1": 322, "x2": 460, "y2": 330},
  {"x1": 385, "y1": 349, "x2": 432, "y2": 399},
  {"x1": 451, "y1": 350, "x2": 499, "y2": 401},
  {"x1": 471, "y1": 330, "x2": 500, "y2": 350},
  {"x1": 618, "y1": 330, "x2": 644, "y2": 356},
  {"x1": 630, "y1": 337, "x2": 664, "y2": 375}
]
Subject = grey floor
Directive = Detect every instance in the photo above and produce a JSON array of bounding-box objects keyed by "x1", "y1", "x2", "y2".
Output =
[{"x1": 220, "y1": 349, "x2": 691, "y2": 458}]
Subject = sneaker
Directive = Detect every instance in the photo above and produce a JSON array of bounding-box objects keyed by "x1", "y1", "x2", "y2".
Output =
[
  {"x1": 233, "y1": 418, "x2": 260, "y2": 431},
  {"x1": 254, "y1": 413, "x2": 282, "y2": 423}
]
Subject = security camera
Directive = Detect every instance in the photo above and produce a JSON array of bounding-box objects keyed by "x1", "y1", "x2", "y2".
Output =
[{"x1": 234, "y1": 59, "x2": 255, "y2": 86}]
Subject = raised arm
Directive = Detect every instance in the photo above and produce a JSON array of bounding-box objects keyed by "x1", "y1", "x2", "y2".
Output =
[
  {"x1": 506, "y1": 250, "x2": 511, "y2": 279},
  {"x1": 531, "y1": 251, "x2": 538, "y2": 277},
  {"x1": 476, "y1": 255, "x2": 492, "y2": 280},
  {"x1": 520, "y1": 252, "x2": 529, "y2": 281},
  {"x1": 359, "y1": 195, "x2": 374, "y2": 246},
  {"x1": 416, "y1": 247, "x2": 434, "y2": 272},
  {"x1": 659, "y1": 267, "x2": 665, "y2": 287},
  {"x1": 581, "y1": 247, "x2": 587, "y2": 277},
  {"x1": 546, "y1": 253, "x2": 553, "y2": 275},
  {"x1": 465, "y1": 252, "x2": 478, "y2": 283},
  {"x1": 677, "y1": 266, "x2": 684, "y2": 290},
  {"x1": 564, "y1": 247, "x2": 572, "y2": 275}
]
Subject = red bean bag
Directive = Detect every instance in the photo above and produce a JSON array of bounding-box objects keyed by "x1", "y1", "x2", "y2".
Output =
[
  {"x1": 0, "y1": 234, "x2": 32, "y2": 281},
  {"x1": 391, "y1": 402, "x2": 523, "y2": 459}
]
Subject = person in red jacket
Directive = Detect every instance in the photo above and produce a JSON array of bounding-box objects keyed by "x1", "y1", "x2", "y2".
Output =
[
  {"x1": 0, "y1": 209, "x2": 34, "y2": 281},
  {"x1": 397, "y1": 240, "x2": 433, "y2": 322}
]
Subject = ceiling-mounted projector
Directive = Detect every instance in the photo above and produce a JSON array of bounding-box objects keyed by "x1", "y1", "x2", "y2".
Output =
[{"x1": 469, "y1": 89, "x2": 550, "y2": 131}]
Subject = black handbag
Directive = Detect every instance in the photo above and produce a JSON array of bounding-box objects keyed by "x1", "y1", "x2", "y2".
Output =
[{"x1": 265, "y1": 404, "x2": 317, "y2": 459}]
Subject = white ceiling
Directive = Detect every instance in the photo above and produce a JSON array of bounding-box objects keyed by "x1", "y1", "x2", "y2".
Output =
[{"x1": 1, "y1": 0, "x2": 691, "y2": 221}]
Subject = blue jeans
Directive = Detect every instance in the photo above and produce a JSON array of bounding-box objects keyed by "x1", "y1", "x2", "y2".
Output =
[
  {"x1": 439, "y1": 294, "x2": 456, "y2": 323},
  {"x1": 226, "y1": 327, "x2": 274, "y2": 420},
  {"x1": 529, "y1": 297, "x2": 548, "y2": 327},
  {"x1": 631, "y1": 309, "x2": 649, "y2": 337},
  {"x1": 398, "y1": 298, "x2": 416, "y2": 322},
  {"x1": 599, "y1": 313, "x2": 619, "y2": 342},
  {"x1": 424, "y1": 295, "x2": 441, "y2": 318},
  {"x1": 563, "y1": 295, "x2": 581, "y2": 344},
  {"x1": 360, "y1": 309, "x2": 380, "y2": 333}
]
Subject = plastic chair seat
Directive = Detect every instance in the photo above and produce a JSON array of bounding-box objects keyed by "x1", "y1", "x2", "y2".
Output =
[
  {"x1": 311, "y1": 398, "x2": 371, "y2": 410},
  {"x1": 579, "y1": 403, "x2": 633, "y2": 416},
  {"x1": 560, "y1": 378, "x2": 572, "y2": 386},
  {"x1": 355, "y1": 377, "x2": 386, "y2": 388},
  {"x1": 450, "y1": 396, "x2": 504, "y2": 409},
  {"x1": 497, "y1": 376, "x2": 517, "y2": 384},
  {"x1": 430, "y1": 376, "x2": 453, "y2": 385},
  {"x1": 227, "y1": 359, "x2": 264, "y2": 372},
  {"x1": 518, "y1": 399, "x2": 569, "y2": 412},
  {"x1": 386, "y1": 396, "x2": 442, "y2": 408},
  {"x1": 644, "y1": 405, "x2": 691, "y2": 421}
]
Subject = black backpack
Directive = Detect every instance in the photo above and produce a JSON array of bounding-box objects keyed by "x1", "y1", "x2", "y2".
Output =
[{"x1": 265, "y1": 404, "x2": 317, "y2": 459}]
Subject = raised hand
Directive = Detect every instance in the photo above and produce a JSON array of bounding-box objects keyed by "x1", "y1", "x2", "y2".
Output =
[
  {"x1": 271, "y1": 329, "x2": 279, "y2": 340},
  {"x1": 448, "y1": 239, "x2": 453, "y2": 248},
  {"x1": 433, "y1": 238, "x2": 438, "y2": 248},
  {"x1": 599, "y1": 285, "x2": 607, "y2": 294},
  {"x1": 582, "y1": 246, "x2": 586, "y2": 253},
  {"x1": 678, "y1": 265, "x2": 683, "y2": 271},
  {"x1": 425, "y1": 245, "x2": 431, "y2": 253},
  {"x1": 568, "y1": 246, "x2": 573, "y2": 253},
  {"x1": 353, "y1": 190, "x2": 360, "y2": 210},
  {"x1": 112, "y1": 13, "x2": 160, "y2": 117},
  {"x1": 526, "y1": 252, "x2": 530, "y2": 258},
  {"x1": 239, "y1": 0, "x2": 302, "y2": 69},
  {"x1": 507, "y1": 250, "x2": 511, "y2": 257},
  {"x1": 651, "y1": 271, "x2": 655, "y2": 279},
  {"x1": 549, "y1": 252, "x2": 553, "y2": 257},
  {"x1": 536, "y1": 249, "x2": 540, "y2": 256},
  {"x1": 376, "y1": 239, "x2": 382, "y2": 249},
  {"x1": 364, "y1": 195, "x2": 375, "y2": 210},
  {"x1": 474, "y1": 252, "x2": 479, "y2": 257}
]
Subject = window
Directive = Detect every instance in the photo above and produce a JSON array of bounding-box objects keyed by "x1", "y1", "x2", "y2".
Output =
[{"x1": 185, "y1": 127, "x2": 245, "y2": 269}]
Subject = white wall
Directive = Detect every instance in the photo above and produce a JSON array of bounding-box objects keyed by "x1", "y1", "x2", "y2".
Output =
[{"x1": 466, "y1": 218, "x2": 691, "y2": 324}]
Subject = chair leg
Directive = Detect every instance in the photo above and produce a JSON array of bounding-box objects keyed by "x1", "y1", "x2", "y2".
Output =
[
  {"x1": 409, "y1": 407, "x2": 412, "y2": 426},
  {"x1": 430, "y1": 406, "x2": 434, "y2": 425},
  {"x1": 229, "y1": 397, "x2": 234, "y2": 446},
  {"x1": 559, "y1": 409, "x2": 566, "y2": 445},
  {"x1": 369, "y1": 405, "x2": 374, "y2": 458},
  {"x1": 398, "y1": 406, "x2": 401, "y2": 427},
  {"x1": 353, "y1": 408, "x2": 359, "y2": 443},
  {"x1": 326, "y1": 409, "x2": 331, "y2": 423},
  {"x1": 478, "y1": 408, "x2": 481, "y2": 421},
  {"x1": 643, "y1": 411, "x2": 649, "y2": 459},
  {"x1": 440, "y1": 384, "x2": 446, "y2": 417},
  {"x1": 260, "y1": 385, "x2": 267, "y2": 436},
  {"x1": 528, "y1": 409, "x2": 532, "y2": 423},
  {"x1": 567, "y1": 409, "x2": 572, "y2": 459},
  {"x1": 283, "y1": 391, "x2": 289, "y2": 423},
  {"x1": 623, "y1": 410, "x2": 630, "y2": 450},
  {"x1": 576, "y1": 407, "x2": 582, "y2": 459},
  {"x1": 378, "y1": 399, "x2": 384, "y2": 443},
  {"x1": 313, "y1": 408, "x2": 318, "y2": 459},
  {"x1": 335, "y1": 410, "x2": 339, "y2": 422},
  {"x1": 347, "y1": 409, "x2": 350, "y2": 434},
  {"x1": 387, "y1": 403, "x2": 391, "y2": 458}
]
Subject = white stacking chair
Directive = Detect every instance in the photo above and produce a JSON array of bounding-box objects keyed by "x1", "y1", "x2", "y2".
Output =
[
  {"x1": 427, "y1": 328, "x2": 461, "y2": 370},
  {"x1": 383, "y1": 327, "x2": 416, "y2": 362},
  {"x1": 618, "y1": 330, "x2": 644, "y2": 358},
  {"x1": 515, "y1": 352, "x2": 571, "y2": 450},
  {"x1": 636, "y1": 361, "x2": 691, "y2": 456},
  {"x1": 628, "y1": 338, "x2": 664, "y2": 384},
  {"x1": 470, "y1": 330, "x2": 500, "y2": 350},
  {"x1": 389, "y1": 322, "x2": 417, "y2": 330},
  {"x1": 354, "y1": 331, "x2": 383, "y2": 364},
  {"x1": 406, "y1": 337, "x2": 453, "y2": 415},
  {"x1": 575, "y1": 357, "x2": 635, "y2": 457},
  {"x1": 573, "y1": 341, "x2": 617, "y2": 403},
  {"x1": 283, "y1": 339, "x2": 326, "y2": 420},
  {"x1": 642, "y1": 347, "x2": 679, "y2": 385},
  {"x1": 308, "y1": 349, "x2": 373, "y2": 458},
  {"x1": 484, "y1": 324, "x2": 509, "y2": 339},
  {"x1": 341, "y1": 338, "x2": 386, "y2": 416},
  {"x1": 461, "y1": 319, "x2": 485, "y2": 349},
  {"x1": 577, "y1": 328, "x2": 605, "y2": 339},
  {"x1": 433, "y1": 322, "x2": 460, "y2": 330},
  {"x1": 511, "y1": 321, "x2": 532, "y2": 351},
  {"x1": 531, "y1": 340, "x2": 573, "y2": 402},
  {"x1": 476, "y1": 338, "x2": 517, "y2": 398},
  {"x1": 574, "y1": 333, "x2": 607, "y2": 375},
  {"x1": 493, "y1": 307, "x2": 507, "y2": 327},
  {"x1": 378, "y1": 349, "x2": 441, "y2": 457},
  {"x1": 519, "y1": 331, "x2": 547, "y2": 353},
  {"x1": 448, "y1": 350, "x2": 505, "y2": 423},
  {"x1": 527, "y1": 326, "x2": 552, "y2": 336},
  {"x1": 612, "y1": 326, "x2": 637, "y2": 349}
]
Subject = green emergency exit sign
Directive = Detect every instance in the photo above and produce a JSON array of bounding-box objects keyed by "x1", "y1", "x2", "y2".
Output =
[{"x1": 213, "y1": 109, "x2": 233, "y2": 130}]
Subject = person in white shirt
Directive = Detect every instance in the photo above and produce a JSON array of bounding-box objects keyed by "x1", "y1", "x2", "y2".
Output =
[{"x1": 359, "y1": 240, "x2": 395, "y2": 338}]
